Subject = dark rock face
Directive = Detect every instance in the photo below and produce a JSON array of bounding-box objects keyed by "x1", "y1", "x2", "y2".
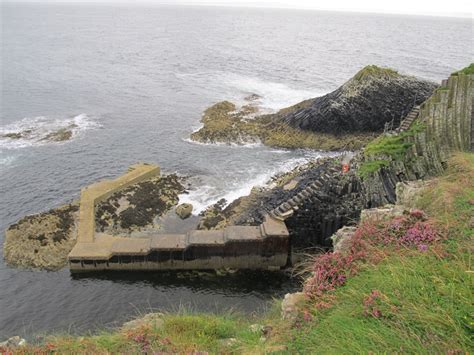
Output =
[{"x1": 283, "y1": 66, "x2": 437, "y2": 134}]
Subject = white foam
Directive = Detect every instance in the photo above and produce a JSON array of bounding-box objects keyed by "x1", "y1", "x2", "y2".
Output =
[
  {"x1": 0, "y1": 155, "x2": 17, "y2": 167},
  {"x1": 182, "y1": 137, "x2": 263, "y2": 148},
  {"x1": 179, "y1": 151, "x2": 341, "y2": 214},
  {"x1": 221, "y1": 73, "x2": 326, "y2": 111},
  {"x1": 0, "y1": 114, "x2": 101, "y2": 150}
]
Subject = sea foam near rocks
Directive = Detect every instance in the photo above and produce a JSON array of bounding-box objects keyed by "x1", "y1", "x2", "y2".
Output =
[{"x1": 0, "y1": 113, "x2": 101, "y2": 150}]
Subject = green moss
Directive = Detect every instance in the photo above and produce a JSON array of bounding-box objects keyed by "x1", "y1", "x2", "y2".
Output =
[
  {"x1": 358, "y1": 121, "x2": 426, "y2": 177},
  {"x1": 357, "y1": 159, "x2": 390, "y2": 178},
  {"x1": 451, "y1": 63, "x2": 474, "y2": 76},
  {"x1": 353, "y1": 65, "x2": 399, "y2": 82}
]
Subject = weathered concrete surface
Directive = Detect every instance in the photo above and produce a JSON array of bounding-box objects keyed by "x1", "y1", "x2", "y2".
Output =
[
  {"x1": 76, "y1": 163, "x2": 160, "y2": 243},
  {"x1": 69, "y1": 215, "x2": 289, "y2": 271},
  {"x1": 68, "y1": 163, "x2": 290, "y2": 271}
]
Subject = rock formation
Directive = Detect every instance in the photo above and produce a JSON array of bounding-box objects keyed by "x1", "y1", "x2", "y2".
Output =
[
  {"x1": 283, "y1": 65, "x2": 437, "y2": 134},
  {"x1": 190, "y1": 65, "x2": 436, "y2": 150}
]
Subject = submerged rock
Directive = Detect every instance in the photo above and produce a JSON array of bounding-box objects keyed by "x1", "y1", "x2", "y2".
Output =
[
  {"x1": 175, "y1": 203, "x2": 193, "y2": 219},
  {"x1": 41, "y1": 127, "x2": 73, "y2": 142}
]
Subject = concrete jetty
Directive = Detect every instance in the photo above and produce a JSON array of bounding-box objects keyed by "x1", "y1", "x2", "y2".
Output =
[{"x1": 68, "y1": 163, "x2": 289, "y2": 271}]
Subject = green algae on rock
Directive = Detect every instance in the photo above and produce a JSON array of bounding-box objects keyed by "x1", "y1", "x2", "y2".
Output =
[
  {"x1": 190, "y1": 100, "x2": 377, "y2": 150},
  {"x1": 95, "y1": 174, "x2": 186, "y2": 234},
  {"x1": 4, "y1": 203, "x2": 79, "y2": 270}
]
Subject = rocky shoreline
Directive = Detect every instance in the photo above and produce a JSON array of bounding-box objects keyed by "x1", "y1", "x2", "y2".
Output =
[{"x1": 190, "y1": 65, "x2": 436, "y2": 150}]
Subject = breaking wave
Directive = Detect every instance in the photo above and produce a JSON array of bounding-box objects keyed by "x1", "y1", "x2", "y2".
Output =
[
  {"x1": 179, "y1": 150, "x2": 341, "y2": 214},
  {"x1": 0, "y1": 114, "x2": 101, "y2": 150}
]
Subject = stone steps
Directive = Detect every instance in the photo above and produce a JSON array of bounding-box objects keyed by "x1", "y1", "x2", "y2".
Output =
[
  {"x1": 397, "y1": 105, "x2": 420, "y2": 132},
  {"x1": 269, "y1": 166, "x2": 342, "y2": 220}
]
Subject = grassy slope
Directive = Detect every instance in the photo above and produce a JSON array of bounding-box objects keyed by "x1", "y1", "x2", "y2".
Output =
[{"x1": 14, "y1": 153, "x2": 473, "y2": 354}]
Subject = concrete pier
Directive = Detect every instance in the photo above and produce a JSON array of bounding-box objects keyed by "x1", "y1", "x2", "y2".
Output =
[{"x1": 68, "y1": 164, "x2": 290, "y2": 272}]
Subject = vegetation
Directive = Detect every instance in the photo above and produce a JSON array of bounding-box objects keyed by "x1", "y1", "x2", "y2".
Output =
[
  {"x1": 352, "y1": 65, "x2": 399, "y2": 81},
  {"x1": 10, "y1": 152, "x2": 473, "y2": 354},
  {"x1": 452, "y1": 63, "x2": 474, "y2": 76},
  {"x1": 358, "y1": 121, "x2": 426, "y2": 177}
]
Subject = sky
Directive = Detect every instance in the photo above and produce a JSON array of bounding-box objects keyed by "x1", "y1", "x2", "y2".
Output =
[{"x1": 7, "y1": 0, "x2": 474, "y2": 18}]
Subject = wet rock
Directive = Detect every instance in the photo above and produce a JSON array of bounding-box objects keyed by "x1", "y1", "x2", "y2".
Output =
[
  {"x1": 175, "y1": 203, "x2": 193, "y2": 219},
  {"x1": 95, "y1": 174, "x2": 185, "y2": 234},
  {"x1": 3, "y1": 132, "x2": 24, "y2": 139},
  {"x1": 4, "y1": 203, "x2": 79, "y2": 270},
  {"x1": 121, "y1": 313, "x2": 164, "y2": 331},
  {"x1": 244, "y1": 93, "x2": 262, "y2": 101},
  {"x1": 281, "y1": 292, "x2": 306, "y2": 323},
  {"x1": 41, "y1": 128, "x2": 73, "y2": 142},
  {"x1": 0, "y1": 336, "x2": 27, "y2": 348},
  {"x1": 331, "y1": 226, "x2": 358, "y2": 253}
]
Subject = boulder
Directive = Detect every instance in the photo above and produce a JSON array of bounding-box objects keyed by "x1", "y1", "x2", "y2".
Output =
[
  {"x1": 175, "y1": 203, "x2": 193, "y2": 219},
  {"x1": 0, "y1": 336, "x2": 27, "y2": 348},
  {"x1": 396, "y1": 180, "x2": 429, "y2": 207},
  {"x1": 360, "y1": 205, "x2": 406, "y2": 223},
  {"x1": 121, "y1": 313, "x2": 164, "y2": 331},
  {"x1": 281, "y1": 292, "x2": 306, "y2": 323},
  {"x1": 331, "y1": 226, "x2": 358, "y2": 253}
]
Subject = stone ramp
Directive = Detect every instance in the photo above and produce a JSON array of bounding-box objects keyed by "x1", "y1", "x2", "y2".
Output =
[{"x1": 68, "y1": 164, "x2": 290, "y2": 271}]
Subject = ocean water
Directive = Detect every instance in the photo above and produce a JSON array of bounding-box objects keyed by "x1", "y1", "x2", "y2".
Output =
[{"x1": 0, "y1": 3, "x2": 472, "y2": 338}]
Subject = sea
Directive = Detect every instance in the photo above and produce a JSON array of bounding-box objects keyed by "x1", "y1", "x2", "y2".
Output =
[{"x1": 0, "y1": 2, "x2": 472, "y2": 338}]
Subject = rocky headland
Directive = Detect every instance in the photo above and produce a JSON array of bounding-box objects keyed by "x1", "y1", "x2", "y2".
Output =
[{"x1": 190, "y1": 65, "x2": 437, "y2": 150}]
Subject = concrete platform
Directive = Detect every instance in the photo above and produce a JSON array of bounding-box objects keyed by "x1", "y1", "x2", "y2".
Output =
[{"x1": 68, "y1": 163, "x2": 290, "y2": 272}]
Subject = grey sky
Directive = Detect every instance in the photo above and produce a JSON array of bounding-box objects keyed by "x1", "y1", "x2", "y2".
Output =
[{"x1": 8, "y1": 0, "x2": 474, "y2": 17}]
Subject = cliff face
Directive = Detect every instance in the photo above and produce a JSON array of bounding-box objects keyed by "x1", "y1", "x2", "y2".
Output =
[
  {"x1": 360, "y1": 65, "x2": 473, "y2": 207},
  {"x1": 282, "y1": 66, "x2": 437, "y2": 134}
]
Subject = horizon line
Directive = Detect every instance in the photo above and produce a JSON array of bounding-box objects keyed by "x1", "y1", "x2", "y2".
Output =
[{"x1": 4, "y1": 1, "x2": 473, "y2": 19}]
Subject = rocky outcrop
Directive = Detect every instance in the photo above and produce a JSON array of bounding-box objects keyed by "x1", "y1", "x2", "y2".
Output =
[
  {"x1": 190, "y1": 66, "x2": 436, "y2": 150},
  {"x1": 95, "y1": 174, "x2": 185, "y2": 235},
  {"x1": 4, "y1": 203, "x2": 79, "y2": 270},
  {"x1": 283, "y1": 66, "x2": 436, "y2": 134}
]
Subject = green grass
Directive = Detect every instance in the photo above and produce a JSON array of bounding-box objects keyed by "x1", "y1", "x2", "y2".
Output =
[
  {"x1": 353, "y1": 65, "x2": 399, "y2": 81},
  {"x1": 358, "y1": 159, "x2": 390, "y2": 178},
  {"x1": 12, "y1": 153, "x2": 474, "y2": 354},
  {"x1": 288, "y1": 251, "x2": 472, "y2": 353},
  {"x1": 358, "y1": 121, "x2": 426, "y2": 177},
  {"x1": 452, "y1": 63, "x2": 474, "y2": 76}
]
